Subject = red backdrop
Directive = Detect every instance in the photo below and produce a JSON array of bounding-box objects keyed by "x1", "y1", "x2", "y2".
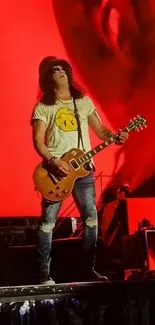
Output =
[{"x1": 0, "y1": 0, "x2": 155, "y2": 225}]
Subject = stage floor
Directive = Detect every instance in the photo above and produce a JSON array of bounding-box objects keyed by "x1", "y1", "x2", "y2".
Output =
[
  {"x1": 1, "y1": 280, "x2": 155, "y2": 324},
  {"x1": 1, "y1": 279, "x2": 155, "y2": 303}
]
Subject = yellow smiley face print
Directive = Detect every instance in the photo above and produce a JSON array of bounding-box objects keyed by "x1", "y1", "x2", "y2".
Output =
[{"x1": 55, "y1": 108, "x2": 78, "y2": 132}]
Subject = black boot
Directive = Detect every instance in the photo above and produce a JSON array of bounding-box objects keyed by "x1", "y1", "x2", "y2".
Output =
[
  {"x1": 82, "y1": 250, "x2": 108, "y2": 282},
  {"x1": 87, "y1": 267, "x2": 108, "y2": 281}
]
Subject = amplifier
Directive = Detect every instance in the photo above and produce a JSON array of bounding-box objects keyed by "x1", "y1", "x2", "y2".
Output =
[
  {"x1": 122, "y1": 230, "x2": 155, "y2": 275},
  {"x1": 0, "y1": 217, "x2": 74, "y2": 246}
]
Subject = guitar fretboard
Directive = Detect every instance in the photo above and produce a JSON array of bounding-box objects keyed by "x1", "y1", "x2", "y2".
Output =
[
  {"x1": 76, "y1": 135, "x2": 117, "y2": 165},
  {"x1": 73, "y1": 115, "x2": 146, "y2": 167}
]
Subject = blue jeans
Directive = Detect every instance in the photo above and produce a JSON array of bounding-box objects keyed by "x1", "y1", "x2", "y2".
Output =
[{"x1": 38, "y1": 173, "x2": 98, "y2": 274}]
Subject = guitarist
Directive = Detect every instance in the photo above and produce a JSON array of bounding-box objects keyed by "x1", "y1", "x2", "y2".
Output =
[{"x1": 31, "y1": 56, "x2": 128, "y2": 285}]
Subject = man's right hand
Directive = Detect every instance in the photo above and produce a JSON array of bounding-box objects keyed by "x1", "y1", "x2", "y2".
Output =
[{"x1": 49, "y1": 158, "x2": 70, "y2": 177}]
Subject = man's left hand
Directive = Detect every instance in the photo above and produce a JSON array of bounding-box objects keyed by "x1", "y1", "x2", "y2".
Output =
[{"x1": 115, "y1": 131, "x2": 129, "y2": 145}]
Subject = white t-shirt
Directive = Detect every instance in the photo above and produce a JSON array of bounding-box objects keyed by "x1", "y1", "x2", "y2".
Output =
[{"x1": 31, "y1": 96, "x2": 95, "y2": 158}]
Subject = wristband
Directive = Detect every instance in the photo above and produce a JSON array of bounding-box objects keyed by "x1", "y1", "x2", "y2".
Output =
[{"x1": 48, "y1": 156, "x2": 57, "y2": 164}]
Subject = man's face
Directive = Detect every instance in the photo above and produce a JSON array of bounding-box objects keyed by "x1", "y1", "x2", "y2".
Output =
[{"x1": 52, "y1": 65, "x2": 68, "y2": 87}]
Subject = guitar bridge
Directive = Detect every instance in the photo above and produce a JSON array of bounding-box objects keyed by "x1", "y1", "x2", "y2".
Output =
[{"x1": 49, "y1": 173, "x2": 58, "y2": 185}]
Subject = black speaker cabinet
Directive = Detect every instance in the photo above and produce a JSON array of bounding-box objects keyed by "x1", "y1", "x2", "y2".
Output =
[{"x1": 122, "y1": 230, "x2": 155, "y2": 273}]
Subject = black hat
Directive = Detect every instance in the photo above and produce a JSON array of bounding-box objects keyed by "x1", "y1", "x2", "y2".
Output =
[
  {"x1": 39, "y1": 56, "x2": 72, "y2": 77},
  {"x1": 39, "y1": 56, "x2": 57, "y2": 76}
]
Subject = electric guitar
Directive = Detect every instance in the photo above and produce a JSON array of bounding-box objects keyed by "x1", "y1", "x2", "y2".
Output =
[{"x1": 33, "y1": 115, "x2": 147, "y2": 202}]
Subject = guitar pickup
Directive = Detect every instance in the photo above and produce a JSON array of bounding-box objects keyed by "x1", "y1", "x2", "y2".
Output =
[{"x1": 70, "y1": 159, "x2": 79, "y2": 170}]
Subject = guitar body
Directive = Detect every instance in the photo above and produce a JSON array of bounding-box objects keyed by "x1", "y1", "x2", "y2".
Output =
[{"x1": 33, "y1": 148, "x2": 90, "y2": 202}]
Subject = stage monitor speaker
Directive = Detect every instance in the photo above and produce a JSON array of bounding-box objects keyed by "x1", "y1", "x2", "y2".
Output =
[
  {"x1": 126, "y1": 198, "x2": 155, "y2": 234},
  {"x1": 122, "y1": 230, "x2": 155, "y2": 273}
]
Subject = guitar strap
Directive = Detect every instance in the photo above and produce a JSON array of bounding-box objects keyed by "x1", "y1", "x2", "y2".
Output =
[
  {"x1": 73, "y1": 98, "x2": 85, "y2": 151},
  {"x1": 73, "y1": 98, "x2": 95, "y2": 172}
]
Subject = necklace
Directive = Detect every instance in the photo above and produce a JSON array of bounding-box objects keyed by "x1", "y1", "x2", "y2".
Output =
[
  {"x1": 58, "y1": 98, "x2": 74, "y2": 110},
  {"x1": 58, "y1": 97, "x2": 73, "y2": 103}
]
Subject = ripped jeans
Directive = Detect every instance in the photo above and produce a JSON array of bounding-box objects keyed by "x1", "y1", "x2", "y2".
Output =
[{"x1": 38, "y1": 173, "x2": 98, "y2": 275}]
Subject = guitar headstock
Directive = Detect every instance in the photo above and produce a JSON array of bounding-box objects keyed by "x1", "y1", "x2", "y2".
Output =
[{"x1": 127, "y1": 115, "x2": 147, "y2": 132}]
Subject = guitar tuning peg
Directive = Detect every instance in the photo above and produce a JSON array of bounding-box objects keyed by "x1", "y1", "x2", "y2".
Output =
[
  {"x1": 137, "y1": 114, "x2": 140, "y2": 118},
  {"x1": 141, "y1": 127, "x2": 143, "y2": 130},
  {"x1": 144, "y1": 125, "x2": 147, "y2": 128},
  {"x1": 133, "y1": 117, "x2": 136, "y2": 120}
]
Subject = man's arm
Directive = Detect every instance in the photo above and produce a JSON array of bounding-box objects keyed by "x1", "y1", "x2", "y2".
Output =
[
  {"x1": 32, "y1": 119, "x2": 71, "y2": 175},
  {"x1": 88, "y1": 110, "x2": 129, "y2": 144},
  {"x1": 88, "y1": 110, "x2": 114, "y2": 141},
  {"x1": 32, "y1": 120, "x2": 53, "y2": 161}
]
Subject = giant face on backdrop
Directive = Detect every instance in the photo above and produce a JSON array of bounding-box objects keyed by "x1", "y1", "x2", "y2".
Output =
[{"x1": 52, "y1": 0, "x2": 155, "y2": 191}]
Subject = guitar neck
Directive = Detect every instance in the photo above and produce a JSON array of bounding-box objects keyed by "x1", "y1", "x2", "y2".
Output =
[{"x1": 76, "y1": 126, "x2": 129, "y2": 165}]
